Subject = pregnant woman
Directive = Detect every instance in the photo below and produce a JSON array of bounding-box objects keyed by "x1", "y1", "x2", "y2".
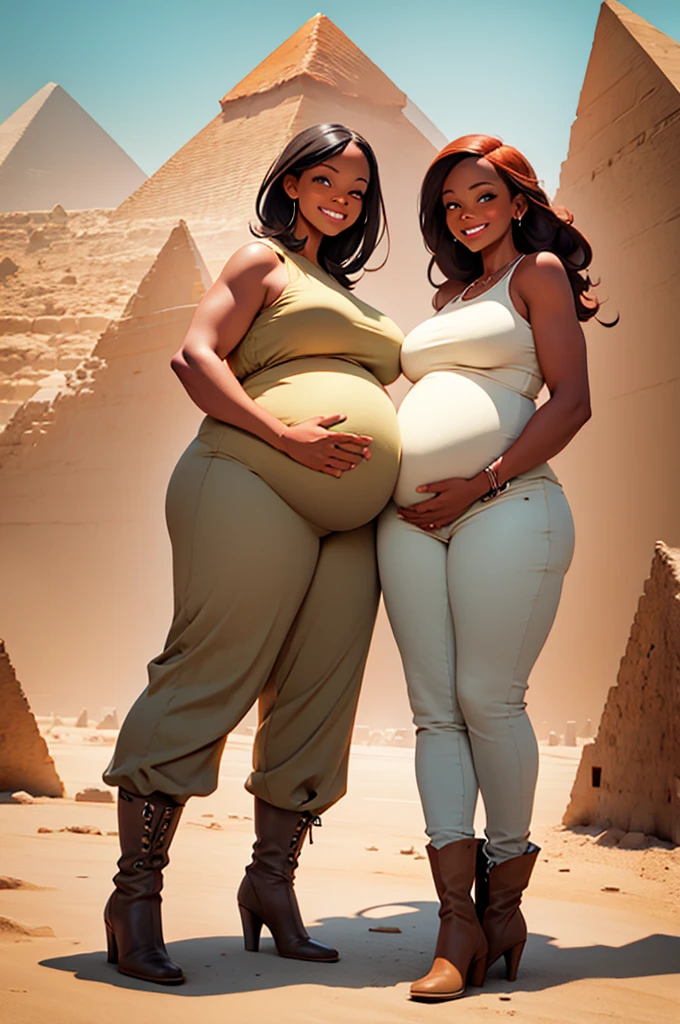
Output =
[
  {"x1": 103, "y1": 124, "x2": 402, "y2": 984},
  {"x1": 378, "y1": 135, "x2": 603, "y2": 1001}
]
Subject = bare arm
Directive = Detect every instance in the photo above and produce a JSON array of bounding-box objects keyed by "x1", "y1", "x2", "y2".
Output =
[
  {"x1": 171, "y1": 243, "x2": 372, "y2": 477},
  {"x1": 400, "y1": 252, "x2": 591, "y2": 528}
]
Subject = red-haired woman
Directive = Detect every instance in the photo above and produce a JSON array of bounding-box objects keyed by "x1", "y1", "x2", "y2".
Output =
[{"x1": 378, "y1": 135, "x2": 603, "y2": 1001}]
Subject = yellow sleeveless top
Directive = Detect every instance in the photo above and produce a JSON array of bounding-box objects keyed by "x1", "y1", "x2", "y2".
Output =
[{"x1": 198, "y1": 242, "x2": 404, "y2": 533}]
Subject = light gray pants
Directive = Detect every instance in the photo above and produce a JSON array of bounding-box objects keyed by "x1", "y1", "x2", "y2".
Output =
[{"x1": 377, "y1": 477, "x2": 574, "y2": 864}]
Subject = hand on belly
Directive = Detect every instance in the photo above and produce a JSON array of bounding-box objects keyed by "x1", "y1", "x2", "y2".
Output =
[
  {"x1": 396, "y1": 475, "x2": 480, "y2": 532},
  {"x1": 278, "y1": 412, "x2": 373, "y2": 478}
]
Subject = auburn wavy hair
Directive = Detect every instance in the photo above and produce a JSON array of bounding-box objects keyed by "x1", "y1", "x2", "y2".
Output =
[
  {"x1": 420, "y1": 134, "x2": 607, "y2": 323},
  {"x1": 252, "y1": 123, "x2": 388, "y2": 290}
]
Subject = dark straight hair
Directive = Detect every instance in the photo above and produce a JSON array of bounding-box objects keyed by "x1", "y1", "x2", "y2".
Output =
[
  {"x1": 420, "y1": 134, "x2": 613, "y2": 324},
  {"x1": 252, "y1": 123, "x2": 388, "y2": 289}
]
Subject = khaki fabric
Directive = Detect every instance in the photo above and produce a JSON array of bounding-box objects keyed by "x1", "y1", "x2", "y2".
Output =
[
  {"x1": 105, "y1": 241, "x2": 401, "y2": 810},
  {"x1": 105, "y1": 452, "x2": 379, "y2": 811}
]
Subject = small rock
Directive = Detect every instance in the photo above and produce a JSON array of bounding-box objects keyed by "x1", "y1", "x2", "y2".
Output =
[
  {"x1": 601, "y1": 886, "x2": 620, "y2": 892},
  {"x1": 59, "y1": 274, "x2": 77, "y2": 285},
  {"x1": 62, "y1": 825, "x2": 103, "y2": 835},
  {"x1": 368, "y1": 926, "x2": 402, "y2": 934},
  {"x1": 596, "y1": 828, "x2": 626, "y2": 847},
  {"x1": 0, "y1": 256, "x2": 19, "y2": 280},
  {"x1": 399, "y1": 846, "x2": 417, "y2": 856},
  {"x1": 558, "y1": 868, "x2": 570, "y2": 872},
  {"x1": 37, "y1": 827, "x2": 53, "y2": 834},
  {"x1": 618, "y1": 831, "x2": 647, "y2": 850},
  {"x1": 75, "y1": 788, "x2": 113, "y2": 804},
  {"x1": 10, "y1": 791, "x2": 34, "y2": 805},
  {"x1": 365, "y1": 845, "x2": 379, "y2": 852}
]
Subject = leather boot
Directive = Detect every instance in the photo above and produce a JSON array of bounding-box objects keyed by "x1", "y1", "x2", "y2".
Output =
[
  {"x1": 410, "y1": 838, "x2": 488, "y2": 1002},
  {"x1": 104, "y1": 788, "x2": 185, "y2": 984},
  {"x1": 475, "y1": 842, "x2": 540, "y2": 982},
  {"x1": 236, "y1": 797, "x2": 339, "y2": 962}
]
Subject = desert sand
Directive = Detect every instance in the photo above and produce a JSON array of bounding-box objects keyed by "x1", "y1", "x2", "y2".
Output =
[{"x1": 1, "y1": 730, "x2": 678, "y2": 1024}]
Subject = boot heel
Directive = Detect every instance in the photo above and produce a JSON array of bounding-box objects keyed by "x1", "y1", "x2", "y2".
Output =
[
  {"x1": 504, "y1": 940, "x2": 525, "y2": 982},
  {"x1": 239, "y1": 904, "x2": 263, "y2": 952},
  {"x1": 468, "y1": 954, "x2": 487, "y2": 987},
  {"x1": 105, "y1": 923, "x2": 118, "y2": 964}
]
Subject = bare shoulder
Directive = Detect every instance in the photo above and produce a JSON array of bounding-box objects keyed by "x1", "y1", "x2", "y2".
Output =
[
  {"x1": 217, "y1": 241, "x2": 282, "y2": 285},
  {"x1": 515, "y1": 251, "x2": 569, "y2": 293},
  {"x1": 433, "y1": 279, "x2": 466, "y2": 312}
]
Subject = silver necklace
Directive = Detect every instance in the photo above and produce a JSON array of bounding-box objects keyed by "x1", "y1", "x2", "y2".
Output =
[{"x1": 465, "y1": 255, "x2": 521, "y2": 296}]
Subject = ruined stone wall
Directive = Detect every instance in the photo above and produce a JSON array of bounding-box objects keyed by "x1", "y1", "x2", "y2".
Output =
[
  {"x1": 563, "y1": 542, "x2": 680, "y2": 843},
  {"x1": 529, "y1": 1, "x2": 680, "y2": 727},
  {"x1": 0, "y1": 639, "x2": 64, "y2": 797},
  {"x1": 0, "y1": 223, "x2": 208, "y2": 711}
]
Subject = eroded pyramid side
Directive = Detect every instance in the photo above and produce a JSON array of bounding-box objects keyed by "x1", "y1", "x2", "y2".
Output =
[{"x1": 0, "y1": 640, "x2": 64, "y2": 797}]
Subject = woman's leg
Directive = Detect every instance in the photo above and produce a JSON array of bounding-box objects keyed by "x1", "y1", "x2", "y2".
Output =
[
  {"x1": 104, "y1": 444, "x2": 321, "y2": 801},
  {"x1": 238, "y1": 521, "x2": 380, "y2": 963},
  {"x1": 379, "y1": 506, "x2": 486, "y2": 1000},
  {"x1": 446, "y1": 481, "x2": 575, "y2": 865},
  {"x1": 249, "y1": 520, "x2": 380, "y2": 815},
  {"x1": 377, "y1": 506, "x2": 478, "y2": 847}
]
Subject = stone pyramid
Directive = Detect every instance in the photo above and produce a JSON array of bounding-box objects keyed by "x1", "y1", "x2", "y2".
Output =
[
  {"x1": 528, "y1": 1, "x2": 680, "y2": 729},
  {"x1": 0, "y1": 83, "x2": 147, "y2": 212},
  {"x1": 0, "y1": 222, "x2": 210, "y2": 710},
  {"x1": 563, "y1": 543, "x2": 680, "y2": 844},
  {"x1": 113, "y1": 14, "x2": 445, "y2": 324},
  {"x1": 0, "y1": 639, "x2": 64, "y2": 797}
]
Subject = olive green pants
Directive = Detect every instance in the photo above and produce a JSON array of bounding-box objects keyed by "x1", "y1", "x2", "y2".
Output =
[{"x1": 104, "y1": 439, "x2": 379, "y2": 813}]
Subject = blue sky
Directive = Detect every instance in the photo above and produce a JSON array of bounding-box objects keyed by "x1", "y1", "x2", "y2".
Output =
[{"x1": 1, "y1": 0, "x2": 679, "y2": 197}]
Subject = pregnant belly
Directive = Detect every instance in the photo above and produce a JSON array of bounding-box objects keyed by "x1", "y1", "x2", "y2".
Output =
[
  {"x1": 202, "y1": 358, "x2": 401, "y2": 532},
  {"x1": 394, "y1": 371, "x2": 535, "y2": 507}
]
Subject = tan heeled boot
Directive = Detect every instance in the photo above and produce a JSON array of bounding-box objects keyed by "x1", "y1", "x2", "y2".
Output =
[
  {"x1": 475, "y1": 841, "x2": 540, "y2": 982},
  {"x1": 410, "y1": 838, "x2": 488, "y2": 1002}
]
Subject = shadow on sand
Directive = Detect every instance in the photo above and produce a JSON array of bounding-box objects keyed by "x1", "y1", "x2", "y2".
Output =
[{"x1": 40, "y1": 900, "x2": 680, "y2": 996}]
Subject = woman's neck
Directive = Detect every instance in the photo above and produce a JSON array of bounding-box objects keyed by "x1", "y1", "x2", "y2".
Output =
[{"x1": 480, "y1": 234, "x2": 521, "y2": 278}]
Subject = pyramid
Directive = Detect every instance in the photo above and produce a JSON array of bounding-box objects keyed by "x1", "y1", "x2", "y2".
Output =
[
  {"x1": 0, "y1": 83, "x2": 147, "y2": 212},
  {"x1": 113, "y1": 15, "x2": 446, "y2": 304},
  {"x1": 0, "y1": 639, "x2": 64, "y2": 797},
  {"x1": 0, "y1": 223, "x2": 209, "y2": 710},
  {"x1": 527, "y1": 2, "x2": 680, "y2": 730},
  {"x1": 563, "y1": 543, "x2": 680, "y2": 843},
  {"x1": 220, "y1": 15, "x2": 406, "y2": 107}
]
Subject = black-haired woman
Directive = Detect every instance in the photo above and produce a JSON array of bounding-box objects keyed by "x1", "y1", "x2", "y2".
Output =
[
  {"x1": 103, "y1": 124, "x2": 403, "y2": 984},
  {"x1": 378, "y1": 135, "x2": 604, "y2": 1002}
]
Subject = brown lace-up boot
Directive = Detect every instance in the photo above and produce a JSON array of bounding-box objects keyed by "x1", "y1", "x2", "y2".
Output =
[
  {"x1": 237, "y1": 797, "x2": 339, "y2": 962},
  {"x1": 104, "y1": 788, "x2": 185, "y2": 984},
  {"x1": 475, "y1": 841, "x2": 540, "y2": 982},
  {"x1": 409, "y1": 838, "x2": 488, "y2": 1002}
]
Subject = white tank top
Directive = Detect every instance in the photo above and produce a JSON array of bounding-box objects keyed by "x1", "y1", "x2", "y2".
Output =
[{"x1": 394, "y1": 257, "x2": 557, "y2": 508}]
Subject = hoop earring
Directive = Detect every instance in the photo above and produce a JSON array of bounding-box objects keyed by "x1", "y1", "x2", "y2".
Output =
[{"x1": 285, "y1": 198, "x2": 298, "y2": 230}]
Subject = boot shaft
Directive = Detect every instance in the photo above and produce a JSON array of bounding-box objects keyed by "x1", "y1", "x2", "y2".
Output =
[{"x1": 114, "y1": 789, "x2": 183, "y2": 898}]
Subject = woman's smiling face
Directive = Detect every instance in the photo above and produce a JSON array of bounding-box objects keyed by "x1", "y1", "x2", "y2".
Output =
[
  {"x1": 283, "y1": 141, "x2": 370, "y2": 239},
  {"x1": 441, "y1": 156, "x2": 526, "y2": 253}
]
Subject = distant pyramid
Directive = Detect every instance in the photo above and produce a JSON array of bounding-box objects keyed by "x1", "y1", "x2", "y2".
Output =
[
  {"x1": 563, "y1": 543, "x2": 680, "y2": 844},
  {"x1": 0, "y1": 639, "x2": 64, "y2": 797},
  {"x1": 530, "y1": 1, "x2": 680, "y2": 729},
  {"x1": 115, "y1": 14, "x2": 445, "y2": 230},
  {"x1": 0, "y1": 223, "x2": 209, "y2": 709},
  {"x1": 0, "y1": 83, "x2": 147, "y2": 212}
]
